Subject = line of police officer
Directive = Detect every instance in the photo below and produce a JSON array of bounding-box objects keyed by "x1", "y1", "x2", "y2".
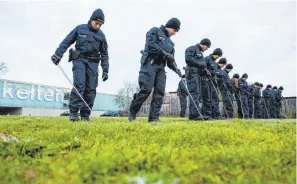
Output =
[
  {"x1": 51, "y1": 9, "x2": 284, "y2": 122},
  {"x1": 178, "y1": 58, "x2": 285, "y2": 120}
]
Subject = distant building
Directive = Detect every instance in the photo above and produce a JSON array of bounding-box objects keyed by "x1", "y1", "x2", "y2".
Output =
[{"x1": 0, "y1": 79, "x2": 119, "y2": 116}]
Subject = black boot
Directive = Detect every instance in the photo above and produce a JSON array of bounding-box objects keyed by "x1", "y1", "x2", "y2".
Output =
[
  {"x1": 148, "y1": 119, "x2": 161, "y2": 123},
  {"x1": 128, "y1": 112, "x2": 136, "y2": 122},
  {"x1": 69, "y1": 112, "x2": 79, "y2": 122}
]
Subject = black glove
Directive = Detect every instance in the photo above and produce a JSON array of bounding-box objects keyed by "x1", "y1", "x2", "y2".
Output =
[
  {"x1": 176, "y1": 69, "x2": 182, "y2": 77},
  {"x1": 165, "y1": 53, "x2": 175, "y2": 62},
  {"x1": 51, "y1": 54, "x2": 61, "y2": 65},
  {"x1": 102, "y1": 72, "x2": 108, "y2": 82}
]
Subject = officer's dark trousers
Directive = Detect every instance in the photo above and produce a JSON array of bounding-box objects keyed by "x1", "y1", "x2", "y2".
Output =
[
  {"x1": 248, "y1": 97, "x2": 254, "y2": 118},
  {"x1": 236, "y1": 92, "x2": 249, "y2": 118},
  {"x1": 263, "y1": 99, "x2": 271, "y2": 119},
  {"x1": 201, "y1": 79, "x2": 220, "y2": 118},
  {"x1": 179, "y1": 94, "x2": 187, "y2": 117},
  {"x1": 254, "y1": 98, "x2": 261, "y2": 118},
  {"x1": 270, "y1": 99, "x2": 278, "y2": 119},
  {"x1": 276, "y1": 102, "x2": 281, "y2": 118},
  {"x1": 69, "y1": 59, "x2": 99, "y2": 118},
  {"x1": 187, "y1": 74, "x2": 202, "y2": 119},
  {"x1": 211, "y1": 83, "x2": 220, "y2": 118},
  {"x1": 201, "y1": 79, "x2": 212, "y2": 117},
  {"x1": 260, "y1": 100, "x2": 265, "y2": 118},
  {"x1": 129, "y1": 63, "x2": 166, "y2": 120},
  {"x1": 221, "y1": 88, "x2": 234, "y2": 118}
]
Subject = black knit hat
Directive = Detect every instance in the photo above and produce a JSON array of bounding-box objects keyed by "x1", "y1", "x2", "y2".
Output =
[
  {"x1": 225, "y1": 63, "x2": 233, "y2": 69},
  {"x1": 279, "y1": 86, "x2": 284, "y2": 90},
  {"x1": 259, "y1": 83, "x2": 263, "y2": 87},
  {"x1": 90, "y1": 9, "x2": 105, "y2": 23},
  {"x1": 254, "y1": 82, "x2": 260, "y2": 86},
  {"x1": 218, "y1": 58, "x2": 227, "y2": 64},
  {"x1": 165, "y1": 18, "x2": 181, "y2": 32},
  {"x1": 233, "y1": 73, "x2": 240, "y2": 79},
  {"x1": 273, "y1": 86, "x2": 277, "y2": 90},
  {"x1": 200, "y1": 38, "x2": 211, "y2": 47},
  {"x1": 241, "y1": 73, "x2": 248, "y2": 78},
  {"x1": 267, "y1": 84, "x2": 272, "y2": 88},
  {"x1": 212, "y1": 48, "x2": 222, "y2": 56}
]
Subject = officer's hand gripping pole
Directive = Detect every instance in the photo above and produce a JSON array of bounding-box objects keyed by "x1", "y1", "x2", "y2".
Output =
[
  {"x1": 224, "y1": 84, "x2": 235, "y2": 110},
  {"x1": 57, "y1": 64, "x2": 92, "y2": 113},
  {"x1": 237, "y1": 92, "x2": 246, "y2": 119},
  {"x1": 205, "y1": 69, "x2": 229, "y2": 119},
  {"x1": 180, "y1": 74, "x2": 204, "y2": 121},
  {"x1": 209, "y1": 79, "x2": 230, "y2": 119}
]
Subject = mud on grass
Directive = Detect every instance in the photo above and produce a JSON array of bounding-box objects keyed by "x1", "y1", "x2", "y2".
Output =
[{"x1": 0, "y1": 116, "x2": 296, "y2": 183}]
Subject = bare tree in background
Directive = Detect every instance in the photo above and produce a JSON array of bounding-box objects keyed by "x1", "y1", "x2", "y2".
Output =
[
  {"x1": 0, "y1": 62, "x2": 8, "y2": 76},
  {"x1": 114, "y1": 81, "x2": 139, "y2": 111}
]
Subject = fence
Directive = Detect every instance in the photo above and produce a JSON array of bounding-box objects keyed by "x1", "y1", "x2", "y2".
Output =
[{"x1": 138, "y1": 93, "x2": 296, "y2": 118}]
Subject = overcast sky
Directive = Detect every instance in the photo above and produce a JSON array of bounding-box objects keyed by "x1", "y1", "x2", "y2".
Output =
[{"x1": 0, "y1": 0, "x2": 296, "y2": 97}]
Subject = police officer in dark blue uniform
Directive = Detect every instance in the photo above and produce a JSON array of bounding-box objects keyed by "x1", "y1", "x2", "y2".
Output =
[
  {"x1": 177, "y1": 75, "x2": 188, "y2": 117},
  {"x1": 213, "y1": 58, "x2": 228, "y2": 118},
  {"x1": 185, "y1": 38, "x2": 211, "y2": 120},
  {"x1": 201, "y1": 48, "x2": 223, "y2": 119},
  {"x1": 262, "y1": 84, "x2": 272, "y2": 119},
  {"x1": 129, "y1": 18, "x2": 182, "y2": 122},
  {"x1": 271, "y1": 86, "x2": 278, "y2": 118},
  {"x1": 247, "y1": 83, "x2": 258, "y2": 118},
  {"x1": 275, "y1": 86, "x2": 284, "y2": 118},
  {"x1": 238, "y1": 73, "x2": 249, "y2": 118},
  {"x1": 253, "y1": 82, "x2": 262, "y2": 119},
  {"x1": 51, "y1": 9, "x2": 109, "y2": 122},
  {"x1": 258, "y1": 83, "x2": 265, "y2": 118},
  {"x1": 219, "y1": 63, "x2": 234, "y2": 118}
]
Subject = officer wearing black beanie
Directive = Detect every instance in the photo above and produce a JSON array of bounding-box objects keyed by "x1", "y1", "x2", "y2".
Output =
[
  {"x1": 201, "y1": 48, "x2": 223, "y2": 119},
  {"x1": 184, "y1": 37, "x2": 212, "y2": 120},
  {"x1": 225, "y1": 64, "x2": 233, "y2": 70},
  {"x1": 233, "y1": 73, "x2": 240, "y2": 79},
  {"x1": 253, "y1": 82, "x2": 262, "y2": 119},
  {"x1": 275, "y1": 86, "x2": 284, "y2": 118},
  {"x1": 219, "y1": 62, "x2": 235, "y2": 118},
  {"x1": 200, "y1": 38, "x2": 211, "y2": 48},
  {"x1": 254, "y1": 82, "x2": 260, "y2": 86},
  {"x1": 262, "y1": 84, "x2": 272, "y2": 119},
  {"x1": 129, "y1": 18, "x2": 182, "y2": 122},
  {"x1": 165, "y1": 18, "x2": 181, "y2": 32},
  {"x1": 218, "y1": 58, "x2": 227, "y2": 64},
  {"x1": 238, "y1": 72, "x2": 249, "y2": 118},
  {"x1": 241, "y1": 73, "x2": 248, "y2": 79},
  {"x1": 51, "y1": 8, "x2": 109, "y2": 122},
  {"x1": 217, "y1": 58, "x2": 227, "y2": 70}
]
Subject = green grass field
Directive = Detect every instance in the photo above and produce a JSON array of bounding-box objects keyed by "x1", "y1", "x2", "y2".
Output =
[{"x1": 0, "y1": 116, "x2": 296, "y2": 184}]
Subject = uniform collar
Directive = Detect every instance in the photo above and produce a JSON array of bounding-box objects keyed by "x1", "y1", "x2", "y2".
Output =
[
  {"x1": 210, "y1": 54, "x2": 216, "y2": 61},
  {"x1": 196, "y1": 44, "x2": 202, "y2": 51},
  {"x1": 160, "y1": 25, "x2": 169, "y2": 37},
  {"x1": 88, "y1": 20, "x2": 99, "y2": 33}
]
